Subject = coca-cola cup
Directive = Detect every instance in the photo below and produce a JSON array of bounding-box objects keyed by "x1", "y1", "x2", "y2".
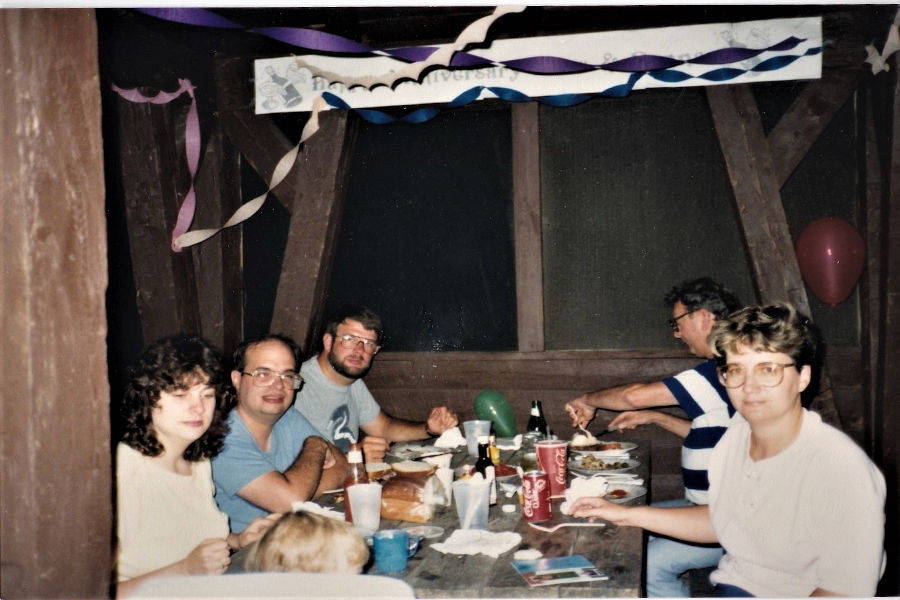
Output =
[{"x1": 534, "y1": 439, "x2": 568, "y2": 498}]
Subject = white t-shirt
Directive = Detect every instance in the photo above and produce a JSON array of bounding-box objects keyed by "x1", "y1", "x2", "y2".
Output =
[
  {"x1": 708, "y1": 410, "x2": 885, "y2": 597},
  {"x1": 295, "y1": 355, "x2": 381, "y2": 453},
  {"x1": 116, "y1": 443, "x2": 229, "y2": 581}
]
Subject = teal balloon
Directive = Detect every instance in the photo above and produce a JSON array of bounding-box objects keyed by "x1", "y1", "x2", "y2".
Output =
[{"x1": 473, "y1": 390, "x2": 516, "y2": 438}]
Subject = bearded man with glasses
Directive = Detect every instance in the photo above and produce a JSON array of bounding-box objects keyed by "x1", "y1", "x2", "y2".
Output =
[
  {"x1": 296, "y1": 305, "x2": 458, "y2": 463},
  {"x1": 211, "y1": 333, "x2": 349, "y2": 534},
  {"x1": 565, "y1": 277, "x2": 742, "y2": 597}
]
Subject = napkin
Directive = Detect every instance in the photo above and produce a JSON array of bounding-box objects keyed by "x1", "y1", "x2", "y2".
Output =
[
  {"x1": 495, "y1": 434, "x2": 522, "y2": 450},
  {"x1": 560, "y1": 476, "x2": 609, "y2": 515},
  {"x1": 434, "y1": 426, "x2": 466, "y2": 449},
  {"x1": 431, "y1": 529, "x2": 522, "y2": 557},
  {"x1": 290, "y1": 500, "x2": 345, "y2": 520}
]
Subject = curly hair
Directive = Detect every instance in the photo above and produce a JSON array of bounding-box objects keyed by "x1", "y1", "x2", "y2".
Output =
[
  {"x1": 119, "y1": 335, "x2": 233, "y2": 461},
  {"x1": 244, "y1": 510, "x2": 370, "y2": 574},
  {"x1": 709, "y1": 302, "x2": 819, "y2": 369},
  {"x1": 664, "y1": 277, "x2": 742, "y2": 320}
]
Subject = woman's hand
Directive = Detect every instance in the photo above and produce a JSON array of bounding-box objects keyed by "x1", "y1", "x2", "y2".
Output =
[
  {"x1": 568, "y1": 496, "x2": 631, "y2": 525},
  {"x1": 182, "y1": 538, "x2": 231, "y2": 574}
]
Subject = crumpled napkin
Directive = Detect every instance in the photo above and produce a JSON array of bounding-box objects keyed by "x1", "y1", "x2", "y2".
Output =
[
  {"x1": 431, "y1": 529, "x2": 522, "y2": 557},
  {"x1": 495, "y1": 434, "x2": 522, "y2": 450},
  {"x1": 290, "y1": 500, "x2": 345, "y2": 520},
  {"x1": 560, "y1": 476, "x2": 609, "y2": 515},
  {"x1": 434, "y1": 426, "x2": 466, "y2": 449}
]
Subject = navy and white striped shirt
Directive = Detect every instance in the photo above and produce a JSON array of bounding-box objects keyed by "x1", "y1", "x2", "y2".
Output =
[{"x1": 662, "y1": 358, "x2": 735, "y2": 504}]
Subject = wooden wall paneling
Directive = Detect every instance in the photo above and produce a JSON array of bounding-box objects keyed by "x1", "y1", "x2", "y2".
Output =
[
  {"x1": 116, "y1": 97, "x2": 201, "y2": 343},
  {"x1": 191, "y1": 125, "x2": 243, "y2": 352},
  {"x1": 706, "y1": 83, "x2": 841, "y2": 427},
  {"x1": 214, "y1": 57, "x2": 357, "y2": 351},
  {"x1": 1, "y1": 9, "x2": 111, "y2": 597},
  {"x1": 768, "y1": 66, "x2": 862, "y2": 187},
  {"x1": 511, "y1": 102, "x2": 544, "y2": 351}
]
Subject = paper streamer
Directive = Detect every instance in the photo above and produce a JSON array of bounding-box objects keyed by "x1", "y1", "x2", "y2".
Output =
[
  {"x1": 111, "y1": 78, "x2": 200, "y2": 252},
  {"x1": 864, "y1": 7, "x2": 900, "y2": 75}
]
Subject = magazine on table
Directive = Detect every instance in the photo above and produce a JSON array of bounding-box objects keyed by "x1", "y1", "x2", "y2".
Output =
[{"x1": 510, "y1": 555, "x2": 610, "y2": 587}]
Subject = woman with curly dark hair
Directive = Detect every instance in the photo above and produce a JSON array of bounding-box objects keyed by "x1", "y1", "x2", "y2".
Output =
[{"x1": 115, "y1": 335, "x2": 277, "y2": 598}]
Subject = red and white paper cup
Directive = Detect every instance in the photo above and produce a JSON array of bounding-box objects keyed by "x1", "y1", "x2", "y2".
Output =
[{"x1": 534, "y1": 439, "x2": 568, "y2": 498}]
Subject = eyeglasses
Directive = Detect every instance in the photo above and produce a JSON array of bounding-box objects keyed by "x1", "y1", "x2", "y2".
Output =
[
  {"x1": 667, "y1": 310, "x2": 695, "y2": 332},
  {"x1": 717, "y1": 362, "x2": 796, "y2": 388},
  {"x1": 337, "y1": 333, "x2": 380, "y2": 355},
  {"x1": 241, "y1": 368, "x2": 303, "y2": 390}
]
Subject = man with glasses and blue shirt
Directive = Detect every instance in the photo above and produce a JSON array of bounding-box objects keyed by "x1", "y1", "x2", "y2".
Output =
[
  {"x1": 296, "y1": 305, "x2": 458, "y2": 463},
  {"x1": 212, "y1": 333, "x2": 348, "y2": 533},
  {"x1": 565, "y1": 277, "x2": 742, "y2": 597}
]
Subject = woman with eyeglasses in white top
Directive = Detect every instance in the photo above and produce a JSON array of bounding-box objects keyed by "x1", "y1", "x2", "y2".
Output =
[{"x1": 569, "y1": 303, "x2": 885, "y2": 597}]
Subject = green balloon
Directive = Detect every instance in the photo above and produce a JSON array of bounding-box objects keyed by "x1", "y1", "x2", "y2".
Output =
[{"x1": 473, "y1": 389, "x2": 517, "y2": 438}]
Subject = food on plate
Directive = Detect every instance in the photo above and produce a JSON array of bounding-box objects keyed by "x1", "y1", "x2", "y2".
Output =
[
  {"x1": 606, "y1": 488, "x2": 630, "y2": 499},
  {"x1": 577, "y1": 455, "x2": 631, "y2": 470},
  {"x1": 391, "y1": 460, "x2": 437, "y2": 477},
  {"x1": 571, "y1": 430, "x2": 600, "y2": 447},
  {"x1": 494, "y1": 463, "x2": 518, "y2": 478}
]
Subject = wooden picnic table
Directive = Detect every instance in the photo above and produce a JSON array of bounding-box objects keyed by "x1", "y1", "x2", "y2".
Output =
[{"x1": 367, "y1": 440, "x2": 650, "y2": 598}]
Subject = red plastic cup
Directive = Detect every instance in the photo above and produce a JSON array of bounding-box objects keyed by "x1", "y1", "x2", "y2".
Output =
[{"x1": 534, "y1": 439, "x2": 568, "y2": 498}]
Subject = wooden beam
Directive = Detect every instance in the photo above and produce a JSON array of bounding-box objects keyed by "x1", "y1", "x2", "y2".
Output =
[
  {"x1": 191, "y1": 125, "x2": 244, "y2": 352},
  {"x1": 706, "y1": 83, "x2": 841, "y2": 428},
  {"x1": 215, "y1": 56, "x2": 358, "y2": 351},
  {"x1": 769, "y1": 67, "x2": 862, "y2": 187},
  {"x1": 511, "y1": 102, "x2": 544, "y2": 351},
  {"x1": 116, "y1": 97, "x2": 201, "y2": 342},
  {"x1": 1, "y1": 9, "x2": 111, "y2": 597},
  {"x1": 270, "y1": 110, "x2": 357, "y2": 352}
]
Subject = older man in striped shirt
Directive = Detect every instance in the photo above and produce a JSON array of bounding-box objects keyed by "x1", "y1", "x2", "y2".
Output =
[{"x1": 566, "y1": 277, "x2": 741, "y2": 597}]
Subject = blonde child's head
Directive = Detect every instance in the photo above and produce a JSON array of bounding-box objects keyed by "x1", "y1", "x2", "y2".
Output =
[{"x1": 244, "y1": 510, "x2": 370, "y2": 574}]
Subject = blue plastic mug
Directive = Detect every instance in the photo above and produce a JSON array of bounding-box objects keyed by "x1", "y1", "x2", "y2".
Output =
[{"x1": 372, "y1": 529, "x2": 420, "y2": 573}]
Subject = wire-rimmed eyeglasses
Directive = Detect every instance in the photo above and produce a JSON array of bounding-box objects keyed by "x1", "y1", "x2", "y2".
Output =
[
  {"x1": 667, "y1": 310, "x2": 695, "y2": 332},
  {"x1": 241, "y1": 368, "x2": 303, "y2": 390},
  {"x1": 337, "y1": 333, "x2": 380, "y2": 355},
  {"x1": 717, "y1": 362, "x2": 796, "y2": 388}
]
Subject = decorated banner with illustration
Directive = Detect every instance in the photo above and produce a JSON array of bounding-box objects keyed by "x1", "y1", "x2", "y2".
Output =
[{"x1": 254, "y1": 16, "x2": 822, "y2": 115}]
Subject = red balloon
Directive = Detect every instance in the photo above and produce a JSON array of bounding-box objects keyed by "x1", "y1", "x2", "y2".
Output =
[{"x1": 795, "y1": 217, "x2": 865, "y2": 307}]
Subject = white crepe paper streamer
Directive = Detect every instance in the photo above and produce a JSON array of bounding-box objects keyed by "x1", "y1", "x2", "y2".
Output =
[{"x1": 864, "y1": 7, "x2": 900, "y2": 75}]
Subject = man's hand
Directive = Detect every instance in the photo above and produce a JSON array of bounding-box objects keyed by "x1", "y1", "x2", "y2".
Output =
[
  {"x1": 234, "y1": 513, "x2": 281, "y2": 549},
  {"x1": 565, "y1": 395, "x2": 597, "y2": 429},
  {"x1": 361, "y1": 435, "x2": 390, "y2": 463},
  {"x1": 426, "y1": 406, "x2": 458, "y2": 435}
]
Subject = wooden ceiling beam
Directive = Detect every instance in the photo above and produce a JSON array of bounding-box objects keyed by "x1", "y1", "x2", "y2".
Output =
[{"x1": 768, "y1": 66, "x2": 863, "y2": 187}]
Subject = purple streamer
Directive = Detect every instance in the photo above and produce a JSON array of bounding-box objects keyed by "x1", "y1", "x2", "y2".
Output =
[{"x1": 252, "y1": 27, "x2": 373, "y2": 53}]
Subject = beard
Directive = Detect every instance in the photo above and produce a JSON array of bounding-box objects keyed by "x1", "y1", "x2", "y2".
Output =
[{"x1": 327, "y1": 348, "x2": 372, "y2": 380}]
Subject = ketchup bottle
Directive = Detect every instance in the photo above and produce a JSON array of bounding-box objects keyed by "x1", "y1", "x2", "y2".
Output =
[{"x1": 343, "y1": 443, "x2": 368, "y2": 522}]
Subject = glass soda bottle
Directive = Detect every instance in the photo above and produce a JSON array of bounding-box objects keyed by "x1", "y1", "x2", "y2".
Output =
[
  {"x1": 343, "y1": 443, "x2": 368, "y2": 522},
  {"x1": 526, "y1": 400, "x2": 548, "y2": 438},
  {"x1": 475, "y1": 436, "x2": 497, "y2": 505}
]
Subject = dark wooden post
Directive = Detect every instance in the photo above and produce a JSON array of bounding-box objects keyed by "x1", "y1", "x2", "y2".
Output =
[{"x1": 1, "y1": 9, "x2": 112, "y2": 597}]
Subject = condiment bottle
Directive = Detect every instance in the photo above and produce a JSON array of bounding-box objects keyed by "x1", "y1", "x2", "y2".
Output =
[
  {"x1": 343, "y1": 442, "x2": 368, "y2": 522},
  {"x1": 488, "y1": 433, "x2": 500, "y2": 465},
  {"x1": 526, "y1": 400, "x2": 549, "y2": 439},
  {"x1": 475, "y1": 436, "x2": 497, "y2": 505}
]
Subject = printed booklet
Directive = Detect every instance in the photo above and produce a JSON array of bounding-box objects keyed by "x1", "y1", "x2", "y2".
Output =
[{"x1": 510, "y1": 555, "x2": 610, "y2": 587}]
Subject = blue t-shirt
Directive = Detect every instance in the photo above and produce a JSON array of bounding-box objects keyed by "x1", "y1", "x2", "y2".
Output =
[
  {"x1": 662, "y1": 358, "x2": 735, "y2": 504},
  {"x1": 212, "y1": 408, "x2": 321, "y2": 533}
]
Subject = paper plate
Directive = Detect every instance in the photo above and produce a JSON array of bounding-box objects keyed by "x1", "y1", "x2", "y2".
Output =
[{"x1": 403, "y1": 525, "x2": 445, "y2": 539}]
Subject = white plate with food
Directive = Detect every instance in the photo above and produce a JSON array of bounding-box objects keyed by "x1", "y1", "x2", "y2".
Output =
[
  {"x1": 568, "y1": 456, "x2": 640, "y2": 475},
  {"x1": 604, "y1": 484, "x2": 647, "y2": 504},
  {"x1": 386, "y1": 442, "x2": 449, "y2": 460},
  {"x1": 570, "y1": 441, "x2": 638, "y2": 456}
]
